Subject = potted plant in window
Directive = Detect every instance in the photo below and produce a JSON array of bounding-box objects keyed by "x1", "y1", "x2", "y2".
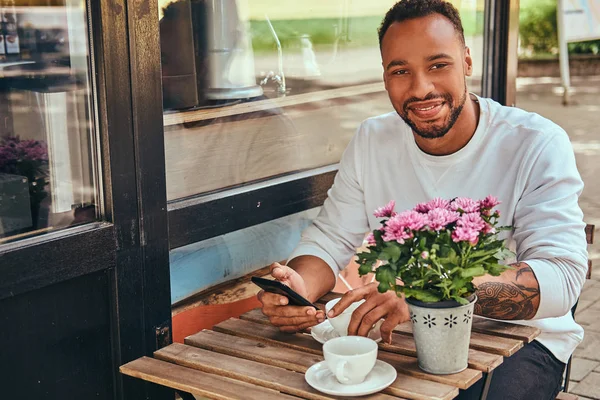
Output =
[
  {"x1": 357, "y1": 196, "x2": 513, "y2": 375},
  {"x1": 0, "y1": 136, "x2": 49, "y2": 230}
]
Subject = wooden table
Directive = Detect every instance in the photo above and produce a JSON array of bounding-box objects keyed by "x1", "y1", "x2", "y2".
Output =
[{"x1": 120, "y1": 292, "x2": 541, "y2": 400}]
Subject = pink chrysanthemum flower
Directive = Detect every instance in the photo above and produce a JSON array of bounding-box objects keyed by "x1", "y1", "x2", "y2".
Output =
[
  {"x1": 396, "y1": 210, "x2": 427, "y2": 231},
  {"x1": 365, "y1": 233, "x2": 376, "y2": 245},
  {"x1": 480, "y1": 195, "x2": 500, "y2": 209},
  {"x1": 457, "y1": 212, "x2": 486, "y2": 232},
  {"x1": 452, "y1": 226, "x2": 480, "y2": 245},
  {"x1": 382, "y1": 211, "x2": 424, "y2": 243},
  {"x1": 414, "y1": 202, "x2": 429, "y2": 213},
  {"x1": 382, "y1": 228, "x2": 412, "y2": 244},
  {"x1": 425, "y1": 208, "x2": 460, "y2": 231},
  {"x1": 374, "y1": 200, "x2": 396, "y2": 218},
  {"x1": 425, "y1": 197, "x2": 450, "y2": 211},
  {"x1": 450, "y1": 197, "x2": 480, "y2": 213},
  {"x1": 482, "y1": 223, "x2": 496, "y2": 235}
]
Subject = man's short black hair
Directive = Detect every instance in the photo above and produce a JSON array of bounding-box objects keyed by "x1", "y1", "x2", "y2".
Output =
[{"x1": 378, "y1": 0, "x2": 465, "y2": 48}]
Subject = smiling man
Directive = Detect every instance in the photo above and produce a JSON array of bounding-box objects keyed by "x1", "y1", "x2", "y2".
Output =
[{"x1": 257, "y1": 1, "x2": 588, "y2": 399}]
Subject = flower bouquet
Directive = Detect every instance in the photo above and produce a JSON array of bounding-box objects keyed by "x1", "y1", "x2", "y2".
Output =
[
  {"x1": 0, "y1": 136, "x2": 49, "y2": 229},
  {"x1": 356, "y1": 196, "x2": 513, "y2": 374}
]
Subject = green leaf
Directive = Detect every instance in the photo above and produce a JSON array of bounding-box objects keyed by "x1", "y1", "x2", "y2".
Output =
[
  {"x1": 375, "y1": 265, "x2": 397, "y2": 288},
  {"x1": 486, "y1": 263, "x2": 511, "y2": 276},
  {"x1": 383, "y1": 245, "x2": 401, "y2": 262},
  {"x1": 358, "y1": 263, "x2": 373, "y2": 276},
  {"x1": 450, "y1": 275, "x2": 468, "y2": 290},
  {"x1": 410, "y1": 279, "x2": 425, "y2": 287},
  {"x1": 377, "y1": 281, "x2": 391, "y2": 293},
  {"x1": 460, "y1": 266, "x2": 486, "y2": 278},
  {"x1": 403, "y1": 288, "x2": 443, "y2": 303},
  {"x1": 450, "y1": 295, "x2": 470, "y2": 305}
]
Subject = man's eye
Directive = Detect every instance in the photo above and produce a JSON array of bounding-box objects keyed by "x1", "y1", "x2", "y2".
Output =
[
  {"x1": 393, "y1": 70, "x2": 408, "y2": 75},
  {"x1": 431, "y1": 63, "x2": 448, "y2": 70}
]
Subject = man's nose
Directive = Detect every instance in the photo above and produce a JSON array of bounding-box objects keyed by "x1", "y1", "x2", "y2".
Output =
[{"x1": 409, "y1": 73, "x2": 435, "y2": 100}]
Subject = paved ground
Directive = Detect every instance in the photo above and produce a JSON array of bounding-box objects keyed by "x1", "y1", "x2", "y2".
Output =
[{"x1": 516, "y1": 76, "x2": 600, "y2": 399}]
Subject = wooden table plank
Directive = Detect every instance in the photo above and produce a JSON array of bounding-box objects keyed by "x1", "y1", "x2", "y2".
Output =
[
  {"x1": 155, "y1": 343, "x2": 397, "y2": 400},
  {"x1": 186, "y1": 330, "x2": 459, "y2": 400},
  {"x1": 186, "y1": 330, "x2": 321, "y2": 372},
  {"x1": 119, "y1": 356, "x2": 297, "y2": 400},
  {"x1": 214, "y1": 318, "x2": 324, "y2": 355},
  {"x1": 471, "y1": 317, "x2": 541, "y2": 343},
  {"x1": 214, "y1": 318, "x2": 481, "y2": 391},
  {"x1": 376, "y1": 351, "x2": 482, "y2": 390},
  {"x1": 394, "y1": 322, "x2": 523, "y2": 357},
  {"x1": 380, "y1": 335, "x2": 502, "y2": 373},
  {"x1": 240, "y1": 308, "x2": 503, "y2": 372}
]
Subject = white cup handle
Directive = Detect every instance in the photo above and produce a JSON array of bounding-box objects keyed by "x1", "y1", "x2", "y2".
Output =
[{"x1": 335, "y1": 360, "x2": 350, "y2": 384}]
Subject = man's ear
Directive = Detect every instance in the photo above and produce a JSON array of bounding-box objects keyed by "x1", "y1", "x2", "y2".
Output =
[{"x1": 464, "y1": 46, "x2": 473, "y2": 77}]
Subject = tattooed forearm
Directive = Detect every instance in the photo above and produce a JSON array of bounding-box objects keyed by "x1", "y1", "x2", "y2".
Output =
[{"x1": 474, "y1": 262, "x2": 540, "y2": 320}]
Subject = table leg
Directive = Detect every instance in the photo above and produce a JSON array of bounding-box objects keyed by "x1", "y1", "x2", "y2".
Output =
[{"x1": 479, "y1": 370, "x2": 494, "y2": 400}]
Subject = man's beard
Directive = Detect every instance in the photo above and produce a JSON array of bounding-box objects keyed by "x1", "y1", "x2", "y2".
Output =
[{"x1": 398, "y1": 88, "x2": 468, "y2": 139}]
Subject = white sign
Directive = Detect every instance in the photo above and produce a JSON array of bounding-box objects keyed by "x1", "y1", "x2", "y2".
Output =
[{"x1": 563, "y1": 0, "x2": 600, "y2": 42}]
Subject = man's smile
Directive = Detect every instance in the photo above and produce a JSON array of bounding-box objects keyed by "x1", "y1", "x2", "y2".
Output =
[{"x1": 408, "y1": 101, "x2": 446, "y2": 120}]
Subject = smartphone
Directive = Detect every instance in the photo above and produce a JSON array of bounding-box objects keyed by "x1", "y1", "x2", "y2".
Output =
[{"x1": 251, "y1": 276, "x2": 319, "y2": 309}]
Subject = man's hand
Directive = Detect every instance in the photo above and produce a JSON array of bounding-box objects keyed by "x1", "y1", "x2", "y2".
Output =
[
  {"x1": 257, "y1": 262, "x2": 326, "y2": 333},
  {"x1": 327, "y1": 282, "x2": 409, "y2": 344}
]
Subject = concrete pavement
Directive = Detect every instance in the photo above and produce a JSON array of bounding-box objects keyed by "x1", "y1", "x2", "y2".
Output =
[{"x1": 517, "y1": 75, "x2": 600, "y2": 400}]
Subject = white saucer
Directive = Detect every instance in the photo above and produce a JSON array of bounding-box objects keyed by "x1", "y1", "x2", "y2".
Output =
[
  {"x1": 310, "y1": 320, "x2": 341, "y2": 344},
  {"x1": 305, "y1": 360, "x2": 397, "y2": 397},
  {"x1": 310, "y1": 320, "x2": 382, "y2": 344}
]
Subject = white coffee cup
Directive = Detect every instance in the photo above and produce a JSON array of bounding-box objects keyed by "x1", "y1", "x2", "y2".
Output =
[
  {"x1": 323, "y1": 336, "x2": 378, "y2": 384},
  {"x1": 325, "y1": 298, "x2": 365, "y2": 336},
  {"x1": 325, "y1": 297, "x2": 384, "y2": 341}
]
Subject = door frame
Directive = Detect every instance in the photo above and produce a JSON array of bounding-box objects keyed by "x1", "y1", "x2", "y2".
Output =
[{"x1": 0, "y1": 0, "x2": 170, "y2": 398}]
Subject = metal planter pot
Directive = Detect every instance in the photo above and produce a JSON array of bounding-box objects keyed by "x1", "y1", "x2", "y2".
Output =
[{"x1": 406, "y1": 295, "x2": 477, "y2": 375}]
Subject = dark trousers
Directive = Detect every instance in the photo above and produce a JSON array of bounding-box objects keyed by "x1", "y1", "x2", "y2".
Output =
[{"x1": 457, "y1": 341, "x2": 566, "y2": 400}]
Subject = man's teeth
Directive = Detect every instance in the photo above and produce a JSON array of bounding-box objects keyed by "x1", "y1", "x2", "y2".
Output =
[{"x1": 415, "y1": 105, "x2": 438, "y2": 111}]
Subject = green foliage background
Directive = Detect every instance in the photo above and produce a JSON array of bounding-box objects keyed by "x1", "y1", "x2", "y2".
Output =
[{"x1": 520, "y1": 0, "x2": 600, "y2": 56}]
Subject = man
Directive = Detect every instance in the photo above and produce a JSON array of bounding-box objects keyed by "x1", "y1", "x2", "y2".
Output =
[{"x1": 258, "y1": 1, "x2": 588, "y2": 398}]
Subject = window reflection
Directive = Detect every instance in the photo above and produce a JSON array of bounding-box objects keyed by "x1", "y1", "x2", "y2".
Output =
[
  {"x1": 0, "y1": 1, "x2": 98, "y2": 242},
  {"x1": 159, "y1": 0, "x2": 484, "y2": 201}
]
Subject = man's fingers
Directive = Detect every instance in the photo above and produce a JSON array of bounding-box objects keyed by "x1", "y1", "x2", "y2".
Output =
[
  {"x1": 270, "y1": 262, "x2": 292, "y2": 280},
  {"x1": 380, "y1": 314, "x2": 403, "y2": 344},
  {"x1": 346, "y1": 298, "x2": 376, "y2": 335},
  {"x1": 328, "y1": 284, "x2": 373, "y2": 317},
  {"x1": 269, "y1": 310, "x2": 324, "y2": 327},
  {"x1": 356, "y1": 307, "x2": 388, "y2": 337},
  {"x1": 259, "y1": 291, "x2": 289, "y2": 308},
  {"x1": 279, "y1": 320, "x2": 318, "y2": 333}
]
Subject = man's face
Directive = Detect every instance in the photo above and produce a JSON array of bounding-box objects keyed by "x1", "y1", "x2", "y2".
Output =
[{"x1": 381, "y1": 14, "x2": 473, "y2": 139}]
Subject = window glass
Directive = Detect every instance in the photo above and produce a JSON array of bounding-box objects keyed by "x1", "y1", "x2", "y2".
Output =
[
  {"x1": 159, "y1": 0, "x2": 484, "y2": 201},
  {"x1": 0, "y1": 0, "x2": 99, "y2": 243}
]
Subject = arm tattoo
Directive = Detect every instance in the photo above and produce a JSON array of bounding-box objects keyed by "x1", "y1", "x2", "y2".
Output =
[{"x1": 474, "y1": 263, "x2": 540, "y2": 320}]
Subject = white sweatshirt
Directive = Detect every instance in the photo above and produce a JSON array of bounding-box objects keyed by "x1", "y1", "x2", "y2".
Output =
[{"x1": 289, "y1": 95, "x2": 588, "y2": 363}]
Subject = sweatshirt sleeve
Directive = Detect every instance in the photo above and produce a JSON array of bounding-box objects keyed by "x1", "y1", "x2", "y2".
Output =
[
  {"x1": 513, "y1": 130, "x2": 588, "y2": 319},
  {"x1": 287, "y1": 124, "x2": 370, "y2": 276}
]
